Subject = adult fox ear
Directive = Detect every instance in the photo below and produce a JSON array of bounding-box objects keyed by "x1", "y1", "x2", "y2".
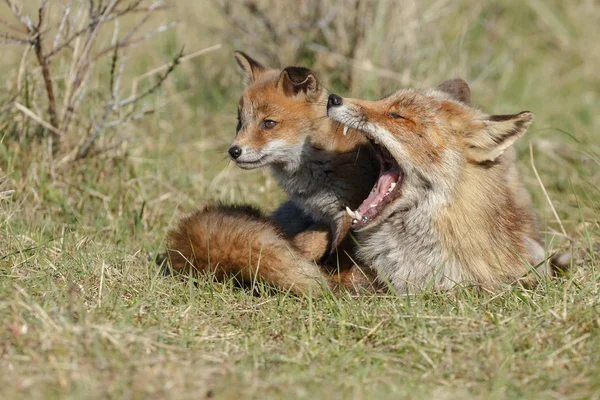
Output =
[
  {"x1": 277, "y1": 66, "x2": 321, "y2": 101},
  {"x1": 234, "y1": 51, "x2": 267, "y2": 86},
  {"x1": 467, "y1": 111, "x2": 533, "y2": 162},
  {"x1": 436, "y1": 79, "x2": 471, "y2": 105}
]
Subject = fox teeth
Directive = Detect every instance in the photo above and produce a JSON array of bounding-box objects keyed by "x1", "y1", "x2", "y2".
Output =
[
  {"x1": 390, "y1": 182, "x2": 396, "y2": 190},
  {"x1": 352, "y1": 219, "x2": 358, "y2": 224},
  {"x1": 343, "y1": 125, "x2": 349, "y2": 135},
  {"x1": 354, "y1": 210, "x2": 363, "y2": 220},
  {"x1": 345, "y1": 206, "x2": 356, "y2": 219}
]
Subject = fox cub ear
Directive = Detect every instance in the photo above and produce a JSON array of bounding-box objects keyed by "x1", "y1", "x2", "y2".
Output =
[
  {"x1": 234, "y1": 51, "x2": 267, "y2": 86},
  {"x1": 467, "y1": 111, "x2": 534, "y2": 162},
  {"x1": 277, "y1": 67, "x2": 321, "y2": 101},
  {"x1": 436, "y1": 79, "x2": 471, "y2": 105}
]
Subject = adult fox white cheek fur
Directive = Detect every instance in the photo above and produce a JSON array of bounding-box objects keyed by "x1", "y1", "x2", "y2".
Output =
[{"x1": 326, "y1": 80, "x2": 569, "y2": 292}]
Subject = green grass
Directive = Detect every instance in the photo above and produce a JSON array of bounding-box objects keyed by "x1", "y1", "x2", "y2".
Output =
[{"x1": 1, "y1": 1, "x2": 599, "y2": 399}]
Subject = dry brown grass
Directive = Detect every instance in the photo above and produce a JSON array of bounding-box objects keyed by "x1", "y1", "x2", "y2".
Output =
[{"x1": 1, "y1": 1, "x2": 599, "y2": 398}]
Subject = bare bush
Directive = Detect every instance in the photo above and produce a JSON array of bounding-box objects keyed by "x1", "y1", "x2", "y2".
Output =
[
  {"x1": 0, "y1": 0, "x2": 183, "y2": 163},
  {"x1": 212, "y1": 0, "x2": 444, "y2": 95}
]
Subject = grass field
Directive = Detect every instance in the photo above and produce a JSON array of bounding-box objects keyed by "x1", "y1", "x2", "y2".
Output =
[{"x1": 1, "y1": 1, "x2": 599, "y2": 398}]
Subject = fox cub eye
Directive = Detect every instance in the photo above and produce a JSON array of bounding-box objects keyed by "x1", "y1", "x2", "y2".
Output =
[
  {"x1": 387, "y1": 112, "x2": 406, "y2": 120},
  {"x1": 262, "y1": 119, "x2": 278, "y2": 129}
]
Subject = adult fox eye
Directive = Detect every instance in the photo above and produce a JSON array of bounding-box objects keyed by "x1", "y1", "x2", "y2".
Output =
[
  {"x1": 263, "y1": 119, "x2": 278, "y2": 129},
  {"x1": 388, "y1": 112, "x2": 406, "y2": 119}
]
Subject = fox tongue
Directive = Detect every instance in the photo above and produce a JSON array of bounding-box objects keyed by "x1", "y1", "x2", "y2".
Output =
[{"x1": 356, "y1": 170, "x2": 399, "y2": 216}]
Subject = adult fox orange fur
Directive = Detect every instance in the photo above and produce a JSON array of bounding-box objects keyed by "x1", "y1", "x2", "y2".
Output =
[{"x1": 326, "y1": 79, "x2": 569, "y2": 292}]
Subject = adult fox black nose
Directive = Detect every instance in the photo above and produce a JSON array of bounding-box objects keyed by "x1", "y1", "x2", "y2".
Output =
[
  {"x1": 228, "y1": 145, "x2": 242, "y2": 159},
  {"x1": 327, "y1": 94, "x2": 343, "y2": 109}
]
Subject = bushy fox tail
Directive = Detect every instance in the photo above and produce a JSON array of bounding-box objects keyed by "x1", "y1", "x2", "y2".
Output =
[{"x1": 166, "y1": 204, "x2": 330, "y2": 296}]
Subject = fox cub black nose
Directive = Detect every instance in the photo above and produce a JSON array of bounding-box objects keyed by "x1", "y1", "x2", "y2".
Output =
[
  {"x1": 327, "y1": 94, "x2": 343, "y2": 109},
  {"x1": 229, "y1": 145, "x2": 242, "y2": 159}
]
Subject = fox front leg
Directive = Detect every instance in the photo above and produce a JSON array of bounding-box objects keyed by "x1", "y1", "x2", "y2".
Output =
[{"x1": 321, "y1": 213, "x2": 352, "y2": 264}]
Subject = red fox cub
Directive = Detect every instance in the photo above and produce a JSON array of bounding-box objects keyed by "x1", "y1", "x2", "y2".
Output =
[
  {"x1": 163, "y1": 52, "x2": 384, "y2": 295},
  {"x1": 326, "y1": 79, "x2": 569, "y2": 292},
  {"x1": 229, "y1": 51, "x2": 379, "y2": 258}
]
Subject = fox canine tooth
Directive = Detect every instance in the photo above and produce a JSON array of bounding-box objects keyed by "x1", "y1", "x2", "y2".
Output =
[
  {"x1": 354, "y1": 210, "x2": 363, "y2": 220},
  {"x1": 343, "y1": 125, "x2": 349, "y2": 135},
  {"x1": 345, "y1": 206, "x2": 356, "y2": 218},
  {"x1": 390, "y1": 182, "x2": 396, "y2": 190}
]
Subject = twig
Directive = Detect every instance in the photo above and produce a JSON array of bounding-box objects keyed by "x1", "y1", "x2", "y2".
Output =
[
  {"x1": 77, "y1": 47, "x2": 183, "y2": 159},
  {"x1": 31, "y1": 2, "x2": 60, "y2": 133},
  {"x1": 13, "y1": 102, "x2": 66, "y2": 139},
  {"x1": 93, "y1": 20, "x2": 177, "y2": 60},
  {"x1": 47, "y1": 0, "x2": 144, "y2": 60},
  {"x1": 52, "y1": 0, "x2": 73, "y2": 52},
  {"x1": 117, "y1": 46, "x2": 184, "y2": 108},
  {"x1": 0, "y1": 16, "x2": 28, "y2": 34},
  {"x1": 98, "y1": 261, "x2": 105, "y2": 307},
  {"x1": 357, "y1": 319, "x2": 387, "y2": 344},
  {"x1": 60, "y1": 0, "x2": 121, "y2": 134},
  {"x1": 548, "y1": 333, "x2": 591, "y2": 358},
  {"x1": 129, "y1": 44, "x2": 222, "y2": 109},
  {"x1": 0, "y1": 31, "x2": 29, "y2": 44},
  {"x1": 529, "y1": 142, "x2": 568, "y2": 239},
  {"x1": 5, "y1": 0, "x2": 30, "y2": 30}
]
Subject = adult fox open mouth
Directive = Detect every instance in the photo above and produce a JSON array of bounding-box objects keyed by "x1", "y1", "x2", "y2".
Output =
[{"x1": 326, "y1": 93, "x2": 404, "y2": 231}]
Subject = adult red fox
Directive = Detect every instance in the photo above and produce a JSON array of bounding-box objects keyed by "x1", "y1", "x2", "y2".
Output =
[{"x1": 326, "y1": 79, "x2": 569, "y2": 292}]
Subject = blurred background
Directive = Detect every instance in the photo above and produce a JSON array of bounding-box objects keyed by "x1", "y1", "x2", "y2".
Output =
[{"x1": 0, "y1": 1, "x2": 598, "y2": 397}]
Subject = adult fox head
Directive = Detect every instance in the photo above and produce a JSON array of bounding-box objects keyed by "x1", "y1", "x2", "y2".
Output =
[
  {"x1": 326, "y1": 79, "x2": 534, "y2": 231},
  {"x1": 228, "y1": 51, "x2": 328, "y2": 169}
]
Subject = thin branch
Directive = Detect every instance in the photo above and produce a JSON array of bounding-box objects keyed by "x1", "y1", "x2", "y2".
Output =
[
  {"x1": 0, "y1": 31, "x2": 29, "y2": 44},
  {"x1": 29, "y1": 1, "x2": 60, "y2": 138},
  {"x1": 13, "y1": 102, "x2": 66, "y2": 139},
  {"x1": 529, "y1": 142, "x2": 569, "y2": 239},
  {"x1": 47, "y1": 0, "x2": 144, "y2": 60},
  {"x1": 60, "y1": 0, "x2": 121, "y2": 134},
  {"x1": 118, "y1": 0, "x2": 163, "y2": 45},
  {"x1": 93, "y1": 20, "x2": 177, "y2": 60},
  {"x1": 128, "y1": 43, "x2": 222, "y2": 107},
  {"x1": 77, "y1": 47, "x2": 183, "y2": 159},
  {"x1": 108, "y1": 19, "x2": 120, "y2": 97},
  {"x1": 0, "y1": 16, "x2": 28, "y2": 34},
  {"x1": 105, "y1": 108, "x2": 154, "y2": 128},
  {"x1": 4, "y1": 0, "x2": 30, "y2": 30},
  {"x1": 117, "y1": 46, "x2": 183, "y2": 108},
  {"x1": 52, "y1": 0, "x2": 73, "y2": 52}
]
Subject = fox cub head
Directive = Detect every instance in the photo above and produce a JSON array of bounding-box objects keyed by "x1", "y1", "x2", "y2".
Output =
[
  {"x1": 228, "y1": 51, "x2": 327, "y2": 169},
  {"x1": 326, "y1": 79, "x2": 534, "y2": 231}
]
